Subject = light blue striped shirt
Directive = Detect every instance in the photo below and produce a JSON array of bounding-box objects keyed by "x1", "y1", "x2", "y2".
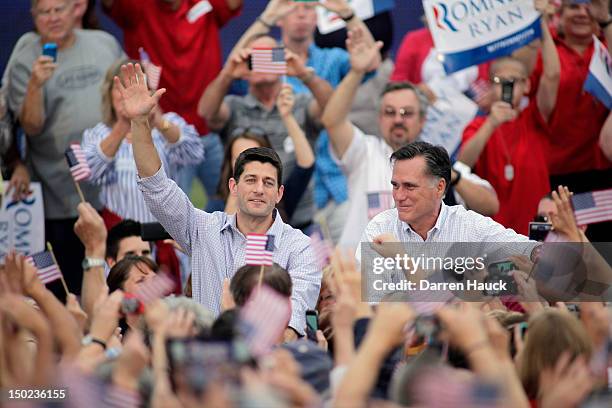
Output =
[
  {"x1": 82, "y1": 112, "x2": 203, "y2": 222},
  {"x1": 137, "y1": 166, "x2": 322, "y2": 334}
]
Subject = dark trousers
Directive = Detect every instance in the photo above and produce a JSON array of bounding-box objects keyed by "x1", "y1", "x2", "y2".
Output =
[
  {"x1": 550, "y1": 168, "x2": 612, "y2": 242},
  {"x1": 45, "y1": 218, "x2": 84, "y2": 301}
]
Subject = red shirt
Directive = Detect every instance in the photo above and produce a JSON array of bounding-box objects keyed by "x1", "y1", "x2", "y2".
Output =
[
  {"x1": 530, "y1": 34, "x2": 611, "y2": 175},
  {"x1": 391, "y1": 28, "x2": 434, "y2": 83},
  {"x1": 105, "y1": 0, "x2": 241, "y2": 135},
  {"x1": 462, "y1": 103, "x2": 551, "y2": 235}
]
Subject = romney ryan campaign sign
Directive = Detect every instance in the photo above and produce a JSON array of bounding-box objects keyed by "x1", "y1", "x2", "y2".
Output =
[{"x1": 424, "y1": 0, "x2": 542, "y2": 73}]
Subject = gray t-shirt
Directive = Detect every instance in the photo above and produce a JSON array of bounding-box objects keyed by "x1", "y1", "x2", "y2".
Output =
[
  {"x1": 8, "y1": 29, "x2": 124, "y2": 219},
  {"x1": 221, "y1": 93, "x2": 321, "y2": 227}
]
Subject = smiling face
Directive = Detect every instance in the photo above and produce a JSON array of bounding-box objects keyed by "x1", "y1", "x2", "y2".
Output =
[
  {"x1": 378, "y1": 89, "x2": 425, "y2": 150},
  {"x1": 560, "y1": 2, "x2": 597, "y2": 40},
  {"x1": 33, "y1": 0, "x2": 75, "y2": 46},
  {"x1": 230, "y1": 161, "x2": 284, "y2": 218},
  {"x1": 391, "y1": 157, "x2": 445, "y2": 227}
]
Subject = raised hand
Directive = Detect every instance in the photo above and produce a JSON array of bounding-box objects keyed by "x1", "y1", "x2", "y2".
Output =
[
  {"x1": 74, "y1": 201, "x2": 107, "y2": 257},
  {"x1": 549, "y1": 185, "x2": 581, "y2": 242},
  {"x1": 285, "y1": 49, "x2": 311, "y2": 79},
  {"x1": 276, "y1": 84, "x2": 295, "y2": 118},
  {"x1": 223, "y1": 48, "x2": 251, "y2": 80},
  {"x1": 113, "y1": 63, "x2": 166, "y2": 123},
  {"x1": 588, "y1": 0, "x2": 611, "y2": 23},
  {"x1": 346, "y1": 27, "x2": 383, "y2": 74}
]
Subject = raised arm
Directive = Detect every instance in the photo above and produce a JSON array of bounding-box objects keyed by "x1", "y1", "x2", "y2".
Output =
[
  {"x1": 590, "y1": 0, "x2": 612, "y2": 55},
  {"x1": 277, "y1": 84, "x2": 314, "y2": 169},
  {"x1": 321, "y1": 28, "x2": 382, "y2": 158},
  {"x1": 535, "y1": 0, "x2": 561, "y2": 122},
  {"x1": 19, "y1": 56, "x2": 56, "y2": 136},
  {"x1": 453, "y1": 167, "x2": 500, "y2": 216},
  {"x1": 117, "y1": 63, "x2": 199, "y2": 254},
  {"x1": 458, "y1": 103, "x2": 517, "y2": 167},
  {"x1": 114, "y1": 63, "x2": 166, "y2": 178},
  {"x1": 74, "y1": 202, "x2": 109, "y2": 319},
  {"x1": 317, "y1": 0, "x2": 377, "y2": 46}
]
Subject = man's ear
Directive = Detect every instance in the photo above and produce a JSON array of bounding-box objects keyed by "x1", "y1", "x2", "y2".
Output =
[
  {"x1": 229, "y1": 178, "x2": 238, "y2": 196},
  {"x1": 106, "y1": 257, "x2": 115, "y2": 268},
  {"x1": 438, "y1": 178, "x2": 447, "y2": 198},
  {"x1": 276, "y1": 184, "x2": 284, "y2": 204}
]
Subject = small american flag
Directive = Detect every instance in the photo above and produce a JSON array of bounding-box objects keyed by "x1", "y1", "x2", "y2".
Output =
[
  {"x1": 26, "y1": 251, "x2": 62, "y2": 285},
  {"x1": 134, "y1": 272, "x2": 175, "y2": 304},
  {"x1": 65, "y1": 143, "x2": 91, "y2": 182},
  {"x1": 468, "y1": 77, "x2": 491, "y2": 104},
  {"x1": 245, "y1": 234, "x2": 274, "y2": 266},
  {"x1": 239, "y1": 284, "x2": 291, "y2": 356},
  {"x1": 367, "y1": 191, "x2": 394, "y2": 220},
  {"x1": 139, "y1": 47, "x2": 162, "y2": 90},
  {"x1": 309, "y1": 224, "x2": 332, "y2": 269},
  {"x1": 572, "y1": 189, "x2": 612, "y2": 226},
  {"x1": 251, "y1": 47, "x2": 287, "y2": 74}
]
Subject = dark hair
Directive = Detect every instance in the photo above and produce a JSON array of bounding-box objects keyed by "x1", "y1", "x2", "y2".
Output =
[
  {"x1": 390, "y1": 141, "x2": 451, "y2": 192},
  {"x1": 233, "y1": 147, "x2": 283, "y2": 187},
  {"x1": 380, "y1": 82, "x2": 429, "y2": 118},
  {"x1": 106, "y1": 219, "x2": 143, "y2": 260},
  {"x1": 230, "y1": 263, "x2": 292, "y2": 307},
  {"x1": 218, "y1": 132, "x2": 272, "y2": 200},
  {"x1": 106, "y1": 255, "x2": 159, "y2": 293}
]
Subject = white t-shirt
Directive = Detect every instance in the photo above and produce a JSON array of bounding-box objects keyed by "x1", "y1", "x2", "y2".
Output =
[
  {"x1": 331, "y1": 126, "x2": 393, "y2": 248},
  {"x1": 331, "y1": 126, "x2": 496, "y2": 248}
]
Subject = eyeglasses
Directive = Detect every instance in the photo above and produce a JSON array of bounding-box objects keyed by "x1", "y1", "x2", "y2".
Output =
[
  {"x1": 382, "y1": 107, "x2": 416, "y2": 120},
  {"x1": 35, "y1": 3, "x2": 71, "y2": 18}
]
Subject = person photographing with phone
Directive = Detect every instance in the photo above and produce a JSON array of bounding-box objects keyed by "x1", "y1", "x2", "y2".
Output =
[
  {"x1": 6, "y1": 0, "x2": 124, "y2": 296},
  {"x1": 458, "y1": 0, "x2": 560, "y2": 235}
]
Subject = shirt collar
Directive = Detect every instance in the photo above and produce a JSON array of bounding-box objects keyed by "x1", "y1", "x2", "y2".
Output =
[
  {"x1": 402, "y1": 202, "x2": 448, "y2": 239},
  {"x1": 221, "y1": 208, "x2": 283, "y2": 250}
]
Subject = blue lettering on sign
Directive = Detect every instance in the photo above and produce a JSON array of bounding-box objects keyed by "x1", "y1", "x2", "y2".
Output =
[
  {"x1": 435, "y1": 0, "x2": 524, "y2": 39},
  {"x1": 14, "y1": 208, "x2": 32, "y2": 251},
  {"x1": 5, "y1": 194, "x2": 36, "y2": 210}
]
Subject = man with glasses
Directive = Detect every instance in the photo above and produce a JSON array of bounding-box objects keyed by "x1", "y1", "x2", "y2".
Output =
[
  {"x1": 458, "y1": 0, "x2": 559, "y2": 235},
  {"x1": 7, "y1": 0, "x2": 123, "y2": 295},
  {"x1": 320, "y1": 28, "x2": 499, "y2": 248}
]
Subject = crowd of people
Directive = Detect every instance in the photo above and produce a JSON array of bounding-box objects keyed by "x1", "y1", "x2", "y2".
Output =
[{"x1": 0, "y1": 0, "x2": 611, "y2": 406}]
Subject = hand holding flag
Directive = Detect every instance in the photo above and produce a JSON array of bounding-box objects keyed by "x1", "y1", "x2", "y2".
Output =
[{"x1": 65, "y1": 143, "x2": 91, "y2": 202}]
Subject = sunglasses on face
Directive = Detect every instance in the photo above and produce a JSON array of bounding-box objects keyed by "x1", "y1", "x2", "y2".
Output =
[{"x1": 382, "y1": 107, "x2": 416, "y2": 120}]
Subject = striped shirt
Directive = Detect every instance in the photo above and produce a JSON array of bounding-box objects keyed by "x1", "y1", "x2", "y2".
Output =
[
  {"x1": 82, "y1": 112, "x2": 203, "y2": 222},
  {"x1": 137, "y1": 166, "x2": 321, "y2": 334}
]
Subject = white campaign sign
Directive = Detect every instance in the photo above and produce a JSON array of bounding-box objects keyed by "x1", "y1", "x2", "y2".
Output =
[
  {"x1": 423, "y1": 0, "x2": 541, "y2": 73},
  {"x1": 0, "y1": 182, "x2": 45, "y2": 259},
  {"x1": 316, "y1": 0, "x2": 375, "y2": 34},
  {"x1": 420, "y1": 89, "x2": 478, "y2": 157}
]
